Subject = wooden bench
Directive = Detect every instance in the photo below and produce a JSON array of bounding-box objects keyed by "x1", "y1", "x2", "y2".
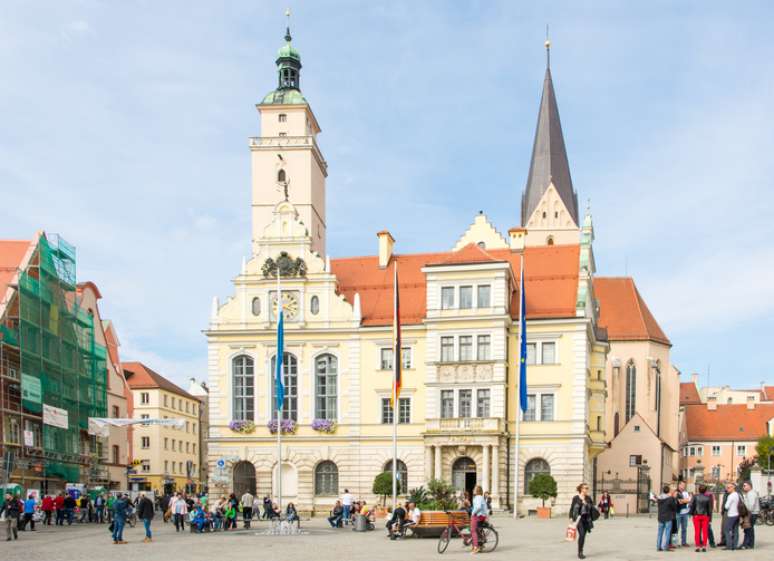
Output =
[{"x1": 411, "y1": 511, "x2": 470, "y2": 538}]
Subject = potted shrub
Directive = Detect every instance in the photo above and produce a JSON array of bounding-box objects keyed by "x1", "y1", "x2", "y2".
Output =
[
  {"x1": 528, "y1": 473, "x2": 558, "y2": 519},
  {"x1": 228, "y1": 420, "x2": 256, "y2": 434},
  {"x1": 267, "y1": 418, "x2": 297, "y2": 434}
]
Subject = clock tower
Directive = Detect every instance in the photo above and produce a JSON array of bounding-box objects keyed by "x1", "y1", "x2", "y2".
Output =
[{"x1": 250, "y1": 23, "x2": 328, "y2": 257}]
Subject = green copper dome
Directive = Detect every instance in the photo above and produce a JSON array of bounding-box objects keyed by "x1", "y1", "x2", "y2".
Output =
[
  {"x1": 276, "y1": 42, "x2": 300, "y2": 63},
  {"x1": 260, "y1": 25, "x2": 306, "y2": 106},
  {"x1": 261, "y1": 89, "x2": 307, "y2": 105}
]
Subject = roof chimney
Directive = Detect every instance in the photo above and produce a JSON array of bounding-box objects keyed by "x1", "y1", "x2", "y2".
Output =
[
  {"x1": 747, "y1": 395, "x2": 756, "y2": 410},
  {"x1": 508, "y1": 227, "x2": 527, "y2": 251},
  {"x1": 691, "y1": 373, "x2": 699, "y2": 385},
  {"x1": 377, "y1": 230, "x2": 395, "y2": 268},
  {"x1": 707, "y1": 395, "x2": 717, "y2": 411}
]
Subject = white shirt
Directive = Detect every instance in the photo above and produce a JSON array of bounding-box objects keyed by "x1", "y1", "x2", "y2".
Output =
[
  {"x1": 411, "y1": 507, "x2": 422, "y2": 524},
  {"x1": 725, "y1": 491, "x2": 740, "y2": 517},
  {"x1": 241, "y1": 493, "x2": 254, "y2": 507},
  {"x1": 678, "y1": 490, "x2": 691, "y2": 515},
  {"x1": 744, "y1": 489, "x2": 760, "y2": 514},
  {"x1": 342, "y1": 493, "x2": 354, "y2": 507}
]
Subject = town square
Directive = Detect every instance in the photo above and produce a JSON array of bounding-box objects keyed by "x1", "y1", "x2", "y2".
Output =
[{"x1": 1, "y1": 1, "x2": 773, "y2": 559}]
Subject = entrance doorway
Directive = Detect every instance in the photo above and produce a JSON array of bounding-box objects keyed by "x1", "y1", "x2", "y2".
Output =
[
  {"x1": 232, "y1": 461, "x2": 256, "y2": 496},
  {"x1": 452, "y1": 457, "x2": 477, "y2": 495}
]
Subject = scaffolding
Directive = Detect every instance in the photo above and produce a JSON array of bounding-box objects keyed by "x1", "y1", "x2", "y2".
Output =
[{"x1": 4, "y1": 233, "x2": 108, "y2": 485}]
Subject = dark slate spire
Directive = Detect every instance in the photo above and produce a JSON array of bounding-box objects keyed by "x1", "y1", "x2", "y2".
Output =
[{"x1": 521, "y1": 40, "x2": 579, "y2": 227}]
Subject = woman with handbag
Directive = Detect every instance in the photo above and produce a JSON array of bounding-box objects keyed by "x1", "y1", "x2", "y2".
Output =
[{"x1": 569, "y1": 483, "x2": 595, "y2": 559}]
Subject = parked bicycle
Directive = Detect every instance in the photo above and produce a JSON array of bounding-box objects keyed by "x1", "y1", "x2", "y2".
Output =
[
  {"x1": 437, "y1": 511, "x2": 498, "y2": 554},
  {"x1": 756, "y1": 496, "x2": 774, "y2": 526}
]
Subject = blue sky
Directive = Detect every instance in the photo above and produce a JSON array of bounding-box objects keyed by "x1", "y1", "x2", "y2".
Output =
[{"x1": 2, "y1": 1, "x2": 772, "y2": 389}]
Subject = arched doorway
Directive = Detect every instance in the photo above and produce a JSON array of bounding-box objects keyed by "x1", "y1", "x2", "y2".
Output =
[
  {"x1": 232, "y1": 461, "x2": 256, "y2": 496},
  {"x1": 452, "y1": 457, "x2": 477, "y2": 494}
]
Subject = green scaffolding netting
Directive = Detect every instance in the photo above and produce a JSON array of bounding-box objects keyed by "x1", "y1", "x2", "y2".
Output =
[{"x1": 15, "y1": 234, "x2": 107, "y2": 483}]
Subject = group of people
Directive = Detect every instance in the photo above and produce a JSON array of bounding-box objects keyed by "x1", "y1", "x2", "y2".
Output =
[{"x1": 656, "y1": 480, "x2": 761, "y2": 552}]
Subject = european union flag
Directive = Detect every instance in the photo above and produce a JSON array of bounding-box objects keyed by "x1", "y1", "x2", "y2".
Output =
[{"x1": 519, "y1": 263, "x2": 528, "y2": 412}]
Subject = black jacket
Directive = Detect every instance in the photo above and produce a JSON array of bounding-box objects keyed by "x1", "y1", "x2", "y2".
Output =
[
  {"x1": 63, "y1": 496, "x2": 77, "y2": 509},
  {"x1": 657, "y1": 494, "x2": 678, "y2": 523},
  {"x1": 690, "y1": 493, "x2": 712, "y2": 517},
  {"x1": 137, "y1": 497, "x2": 155, "y2": 520},
  {"x1": 1, "y1": 499, "x2": 22, "y2": 518},
  {"x1": 570, "y1": 495, "x2": 594, "y2": 531}
]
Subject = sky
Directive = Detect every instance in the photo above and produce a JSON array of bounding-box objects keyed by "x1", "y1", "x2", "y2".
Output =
[{"x1": 1, "y1": 1, "x2": 773, "y2": 390}]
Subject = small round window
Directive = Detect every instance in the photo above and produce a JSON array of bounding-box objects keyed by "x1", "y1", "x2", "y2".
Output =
[
  {"x1": 310, "y1": 295, "x2": 320, "y2": 315},
  {"x1": 251, "y1": 297, "x2": 261, "y2": 316}
]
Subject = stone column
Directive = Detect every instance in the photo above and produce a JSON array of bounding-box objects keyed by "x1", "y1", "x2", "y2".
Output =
[
  {"x1": 434, "y1": 445, "x2": 442, "y2": 482},
  {"x1": 424, "y1": 446, "x2": 433, "y2": 484},
  {"x1": 492, "y1": 445, "x2": 500, "y2": 505},
  {"x1": 482, "y1": 444, "x2": 490, "y2": 492}
]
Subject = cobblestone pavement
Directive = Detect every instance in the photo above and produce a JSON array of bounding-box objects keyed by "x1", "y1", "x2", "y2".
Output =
[{"x1": 2, "y1": 515, "x2": 772, "y2": 561}]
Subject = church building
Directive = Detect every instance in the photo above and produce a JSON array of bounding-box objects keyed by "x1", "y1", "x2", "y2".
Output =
[{"x1": 205, "y1": 26, "x2": 668, "y2": 515}]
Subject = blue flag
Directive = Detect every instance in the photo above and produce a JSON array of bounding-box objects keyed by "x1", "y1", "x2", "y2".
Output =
[
  {"x1": 275, "y1": 309, "x2": 285, "y2": 412},
  {"x1": 519, "y1": 263, "x2": 528, "y2": 412}
]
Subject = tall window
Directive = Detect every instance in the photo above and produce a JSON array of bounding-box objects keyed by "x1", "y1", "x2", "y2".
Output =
[
  {"x1": 278, "y1": 113, "x2": 287, "y2": 122},
  {"x1": 271, "y1": 352, "x2": 298, "y2": 420},
  {"x1": 232, "y1": 355, "x2": 255, "y2": 421},
  {"x1": 524, "y1": 458, "x2": 550, "y2": 493},
  {"x1": 477, "y1": 285, "x2": 491, "y2": 307},
  {"x1": 382, "y1": 398, "x2": 410, "y2": 424},
  {"x1": 277, "y1": 169, "x2": 286, "y2": 183},
  {"x1": 440, "y1": 337, "x2": 455, "y2": 362},
  {"x1": 458, "y1": 389, "x2": 472, "y2": 418},
  {"x1": 384, "y1": 460, "x2": 408, "y2": 494},
  {"x1": 524, "y1": 394, "x2": 537, "y2": 421},
  {"x1": 476, "y1": 389, "x2": 490, "y2": 417},
  {"x1": 477, "y1": 335, "x2": 491, "y2": 360},
  {"x1": 441, "y1": 390, "x2": 454, "y2": 418},
  {"x1": 381, "y1": 348, "x2": 393, "y2": 370},
  {"x1": 112, "y1": 445, "x2": 119, "y2": 464},
  {"x1": 541, "y1": 342, "x2": 556, "y2": 364},
  {"x1": 441, "y1": 287, "x2": 454, "y2": 309},
  {"x1": 141, "y1": 436, "x2": 150, "y2": 449},
  {"x1": 625, "y1": 360, "x2": 636, "y2": 422},
  {"x1": 315, "y1": 461, "x2": 338, "y2": 495},
  {"x1": 140, "y1": 392, "x2": 149, "y2": 404},
  {"x1": 459, "y1": 336, "x2": 473, "y2": 361},
  {"x1": 315, "y1": 354, "x2": 337, "y2": 420},
  {"x1": 540, "y1": 394, "x2": 555, "y2": 421},
  {"x1": 526, "y1": 343, "x2": 537, "y2": 365},
  {"x1": 459, "y1": 286, "x2": 473, "y2": 309}
]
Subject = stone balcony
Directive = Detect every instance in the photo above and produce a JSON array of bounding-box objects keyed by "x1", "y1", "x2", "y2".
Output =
[
  {"x1": 588, "y1": 378, "x2": 606, "y2": 393},
  {"x1": 425, "y1": 417, "x2": 504, "y2": 434}
]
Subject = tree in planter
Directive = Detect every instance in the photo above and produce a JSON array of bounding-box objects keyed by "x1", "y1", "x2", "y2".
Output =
[
  {"x1": 528, "y1": 473, "x2": 558, "y2": 508},
  {"x1": 408, "y1": 486, "x2": 429, "y2": 506},
  {"x1": 756, "y1": 435, "x2": 774, "y2": 471},
  {"x1": 427, "y1": 478, "x2": 458, "y2": 511},
  {"x1": 373, "y1": 471, "x2": 393, "y2": 507}
]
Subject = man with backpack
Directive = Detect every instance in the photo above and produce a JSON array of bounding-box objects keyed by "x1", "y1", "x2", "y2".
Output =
[{"x1": 722, "y1": 482, "x2": 744, "y2": 550}]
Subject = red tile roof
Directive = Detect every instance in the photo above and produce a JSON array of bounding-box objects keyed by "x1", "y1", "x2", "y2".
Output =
[
  {"x1": 123, "y1": 361, "x2": 196, "y2": 400},
  {"x1": 594, "y1": 277, "x2": 670, "y2": 345},
  {"x1": 330, "y1": 243, "x2": 581, "y2": 327},
  {"x1": 684, "y1": 403, "x2": 774, "y2": 441},
  {"x1": 763, "y1": 386, "x2": 774, "y2": 402},
  {"x1": 0, "y1": 239, "x2": 35, "y2": 322},
  {"x1": 680, "y1": 382, "x2": 703, "y2": 405}
]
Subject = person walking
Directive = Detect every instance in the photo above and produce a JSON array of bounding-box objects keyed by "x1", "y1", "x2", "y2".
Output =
[
  {"x1": 41, "y1": 494, "x2": 54, "y2": 526},
  {"x1": 741, "y1": 481, "x2": 760, "y2": 549},
  {"x1": 78, "y1": 494, "x2": 90, "y2": 523},
  {"x1": 570, "y1": 483, "x2": 595, "y2": 560},
  {"x1": 341, "y1": 488, "x2": 354, "y2": 526},
  {"x1": 137, "y1": 492, "x2": 155, "y2": 543},
  {"x1": 470, "y1": 486, "x2": 489, "y2": 554},
  {"x1": 111, "y1": 494, "x2": 129, "y2": 544},
  {"x1": 704, "y1": 487, "x2": 717, "y2": 548},
  {"x1": 656, "y1": 485, "x2": 677, "y2": 552},
  {"x1": 721, "y1": 482, "x2": 741, "y2": 550},
  {"x1": 54, "y1": 492, "x2": 65, "y2": 526},
  {"x1": 597, "y1": 491, "x2": 613, "y2": 520},
  {"x1": 94, "y1": 494, "x2": 105, "y2": 524},
  {"x1": 716, "y1": 488, "x2": 729, "y2": 547},
  {"x1": 689, "y1": 484, "x2": 711, "y2": 552},
  {"x1": 676, "y1": 481, "x2": 691, "y2": 547},
  {"x1": 240, "y1": 489, "x2": 254, "y2": 529},
  {"x1": 171, "y1": 493, "x2": 188, "y2": 532},
  {"x1": 20, "y1": 494, "x2": 36, "y2": 531},
  {"x1": 63, "y1": 492, "x2": 76, "y2": 525},
  {"x1": 1, "y1": 493, "x2": 21, "y2": 541}
]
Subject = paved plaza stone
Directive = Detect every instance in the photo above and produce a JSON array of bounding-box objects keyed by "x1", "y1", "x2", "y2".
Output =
[{"x1": 2, "y1": 515, "x2": 772, "y2": 561}]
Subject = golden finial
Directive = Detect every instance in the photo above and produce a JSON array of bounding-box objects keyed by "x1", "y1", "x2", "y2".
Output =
[{"x1": 284, "y1": 8, "x2": 292, "y2": 43}]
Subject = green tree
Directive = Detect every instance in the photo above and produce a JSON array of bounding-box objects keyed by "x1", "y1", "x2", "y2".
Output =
[
  {"x1": 372, "y1": 471, "x2": 393, "y2": 506},
  {"x1": 528, "y1": 473, "x2": 558, "y2": 507},
  {"x1": 756, "y1": 435, "x2": 774, "y2": 471},
  {"x1": 427, "y1": 478, "x2": 458, "y2": 511}
]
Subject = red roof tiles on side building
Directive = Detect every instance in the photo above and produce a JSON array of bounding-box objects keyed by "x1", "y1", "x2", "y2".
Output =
[
  {"x1": 123, "y1": 361, "x2": 197, "y2": 400},
  {"x1": 594, "y1": 277, "x2": 670, "y2": 345},
  {"x1": 680, "y1": 382, "x2": 703, "y2": 405},
  {"x1": 683, "y1": 403, "x2": 774, "y2": 441}
]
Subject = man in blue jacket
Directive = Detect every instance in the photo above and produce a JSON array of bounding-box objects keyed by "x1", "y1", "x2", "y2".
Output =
[
  {"x1": 21, "y1": 495, "x2": 36, "y2": 531},
  {"x1": 112, "y1": 494, "x2": 129, "y2": 544}
]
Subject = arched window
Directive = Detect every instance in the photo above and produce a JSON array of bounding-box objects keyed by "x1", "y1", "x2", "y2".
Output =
[
  {"x1": 271, "y1": 352, "x2": 298, "y2": 420},
  {"x1": 310, "y1": 295, "x2": 319, "y2": 315},
  {"x1": 314, "y1": 461, "x2": 339, "y2": 495},
  {"x1": 251, "y1": 297, "x2": 261, "y2": 316},
  {"x1": 625, "y1": 360, "x2": 636, "y2": 422},
  {"x1": 277, "y1": 169, "x2": 286, "y2": 183},
  {"x1": 384, "y1": 459, "x2": 408, "y2": 494},
  {"x1": 232, "y1": 355, "x2": 254, "y2": 421},
  {"x1": 546, "y1": 236, "x2": 555, "y2": 246},
  {"x1": 524, "y1": 458, "x2": 551, "y2": 494},
  {"x1": 315, "y1": 354, "x2": 337, "y2": 420}
]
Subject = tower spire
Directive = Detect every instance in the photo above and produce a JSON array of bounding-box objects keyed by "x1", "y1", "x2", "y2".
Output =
[
  {"x1": 285, "y1": 8, "x2": 292, "y2": 43},
  {"x1": 545, "y1": 24, "x2": 551, "y2": 69}
]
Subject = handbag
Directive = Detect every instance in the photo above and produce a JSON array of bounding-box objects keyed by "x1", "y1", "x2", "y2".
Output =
[
  {"x1": 609, "y1": 506, "x2": 615, "y2": 516},
  {"x1": 565, "y1": 523, "x2": 578, "y2": 541}
]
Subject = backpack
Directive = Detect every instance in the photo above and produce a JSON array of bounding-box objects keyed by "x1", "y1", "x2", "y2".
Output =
[
  {"x1": 590, "y1": 505, "x2": 601, "y2": 521},
  {"x1": 737, "y1": 497, "x2": 749, "y2": 518}
]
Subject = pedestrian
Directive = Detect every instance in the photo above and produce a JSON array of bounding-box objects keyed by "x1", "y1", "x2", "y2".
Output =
[
  {"x1": 716, "y1": 488, "x2": 729, "y2": 547},
  {"x1": 385, "y1": 501, "x2": 406, "y2": 539},
  {"x1": 741, "y1": 481, "x2": 760, "y2": 549},
  {"x1": 286, "y1": 502, "x2": 300, "y2": 527},
  {"x1": 111, "y1": 493, "x2": 129, "y2": 544},
  {"x1": 41, "y1": 494, "x2": 54, "y2": 526},
  {"x1": 240, "y1": 489, "x2": 254, "y2": 529},
  {"x1": 171, "y1": 492, "x2": 188, "y2": 532},
  {"x1": 689, "y1": 484, "x2": 711, "y2": 552},
  {"x1": 656, "y1": 485, "x2": 677, "y2": 552},
  {"x1": 1, "y1": 493, "x2": 21, "y2": 541},
  {"x1": 106, "y1": 493, "x2": 115, "y2": 523},
  {"x1": 79, "y1": 494, "x2": 90, "y2": 523},
  {"x1": 721, "y1": 482, "x2": 742, "y2": 550},
  {"x1": 137, "y1": 492, "x2": 155, "y2": 543},
  {"x1": 597, "y1": 491, "x2": 613, "y2": 520},
  {"x1": 224, "y1": 499, "x2": 237, "y2": 529},
  {"x1": 569, "y1": 483, "x2": 595, "y2": 560},
  {"x1": 341, "y1": 488, "x2": 354, "y2": 525},
  {"x1": 675, "y1": 481, "x2": 691, "y2": 547},
  {"x1": 63, "y1": 492, "x2": 76, "y2": 525},
  {"x1": 328, "y1": 500, "x2": 344, "y2": 528},
  {"x1": 54, "y1": 491, "x2": 65, "y2": 526},
  {"x1": 704, "y1": 487, "x2": 717, "y2": 548},
  {"x1": 252, "y1": 496, "x2": 262, "y2": 525},
  {"x1": 94, "y1": 494, "x2": 105, "y2": 523},
  {"x1": 470, "y1": 486, "x2": 489, "y2": 554},
  {"x1": 262, "y1": 495, "x2": 272, "y2": 519},
  {"x1": 20, "y1": 494, "x2": 36, "y2": 531}
]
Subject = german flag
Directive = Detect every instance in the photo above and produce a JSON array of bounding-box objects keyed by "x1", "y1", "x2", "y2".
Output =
[{"x1": 391, "y1": 261, "x2": 401, "y2": 408}]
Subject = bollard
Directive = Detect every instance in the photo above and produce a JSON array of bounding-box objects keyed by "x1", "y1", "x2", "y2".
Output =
[{"x1": 626, "y1": 503, "x2": 629, "y2": 518}]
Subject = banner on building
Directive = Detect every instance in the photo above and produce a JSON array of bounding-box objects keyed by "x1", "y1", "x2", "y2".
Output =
[
  {"x1": 43, "y1": 404, "x2": 69, "y2": 429},
  {"x1": 87, "y1": 417, "x2": 185, "y2": 437},
  {"x1": 21, "y1": 373, "x2": 42, "y2": 404}
]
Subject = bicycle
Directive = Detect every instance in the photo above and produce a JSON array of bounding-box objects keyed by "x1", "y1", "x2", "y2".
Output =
[{"x1": 437, "y1": 511, "x2": 498, "y2": 554}]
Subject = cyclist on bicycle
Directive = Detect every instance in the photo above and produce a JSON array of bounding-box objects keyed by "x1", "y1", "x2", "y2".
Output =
[{"x1": 470, "y1": 486, "x2": 489, "y2": 554}]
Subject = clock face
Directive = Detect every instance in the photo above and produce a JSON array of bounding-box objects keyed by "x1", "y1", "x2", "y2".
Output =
[{"x1": 271, "y1": 291, "x2": 300, "y2": 321}]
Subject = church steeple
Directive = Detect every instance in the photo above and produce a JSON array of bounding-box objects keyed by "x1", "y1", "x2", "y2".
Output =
[
  {"x1": 261, "y1": 11, "x2": 307, "y2": 106},
  {"x1": 521, "y1": 39, "x2": 579, "y2": 227}
]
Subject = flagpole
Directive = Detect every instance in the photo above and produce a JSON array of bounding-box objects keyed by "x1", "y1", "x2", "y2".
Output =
[
  {"x1": 392, "y1": 261, "x2": 398, "y2": 510},
  {"x1": 513, "y1": 252, "x2": 524, "y2": 519},
  {"x1": 276, "y1": 270, "x2": 282, "y2": 514}
]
